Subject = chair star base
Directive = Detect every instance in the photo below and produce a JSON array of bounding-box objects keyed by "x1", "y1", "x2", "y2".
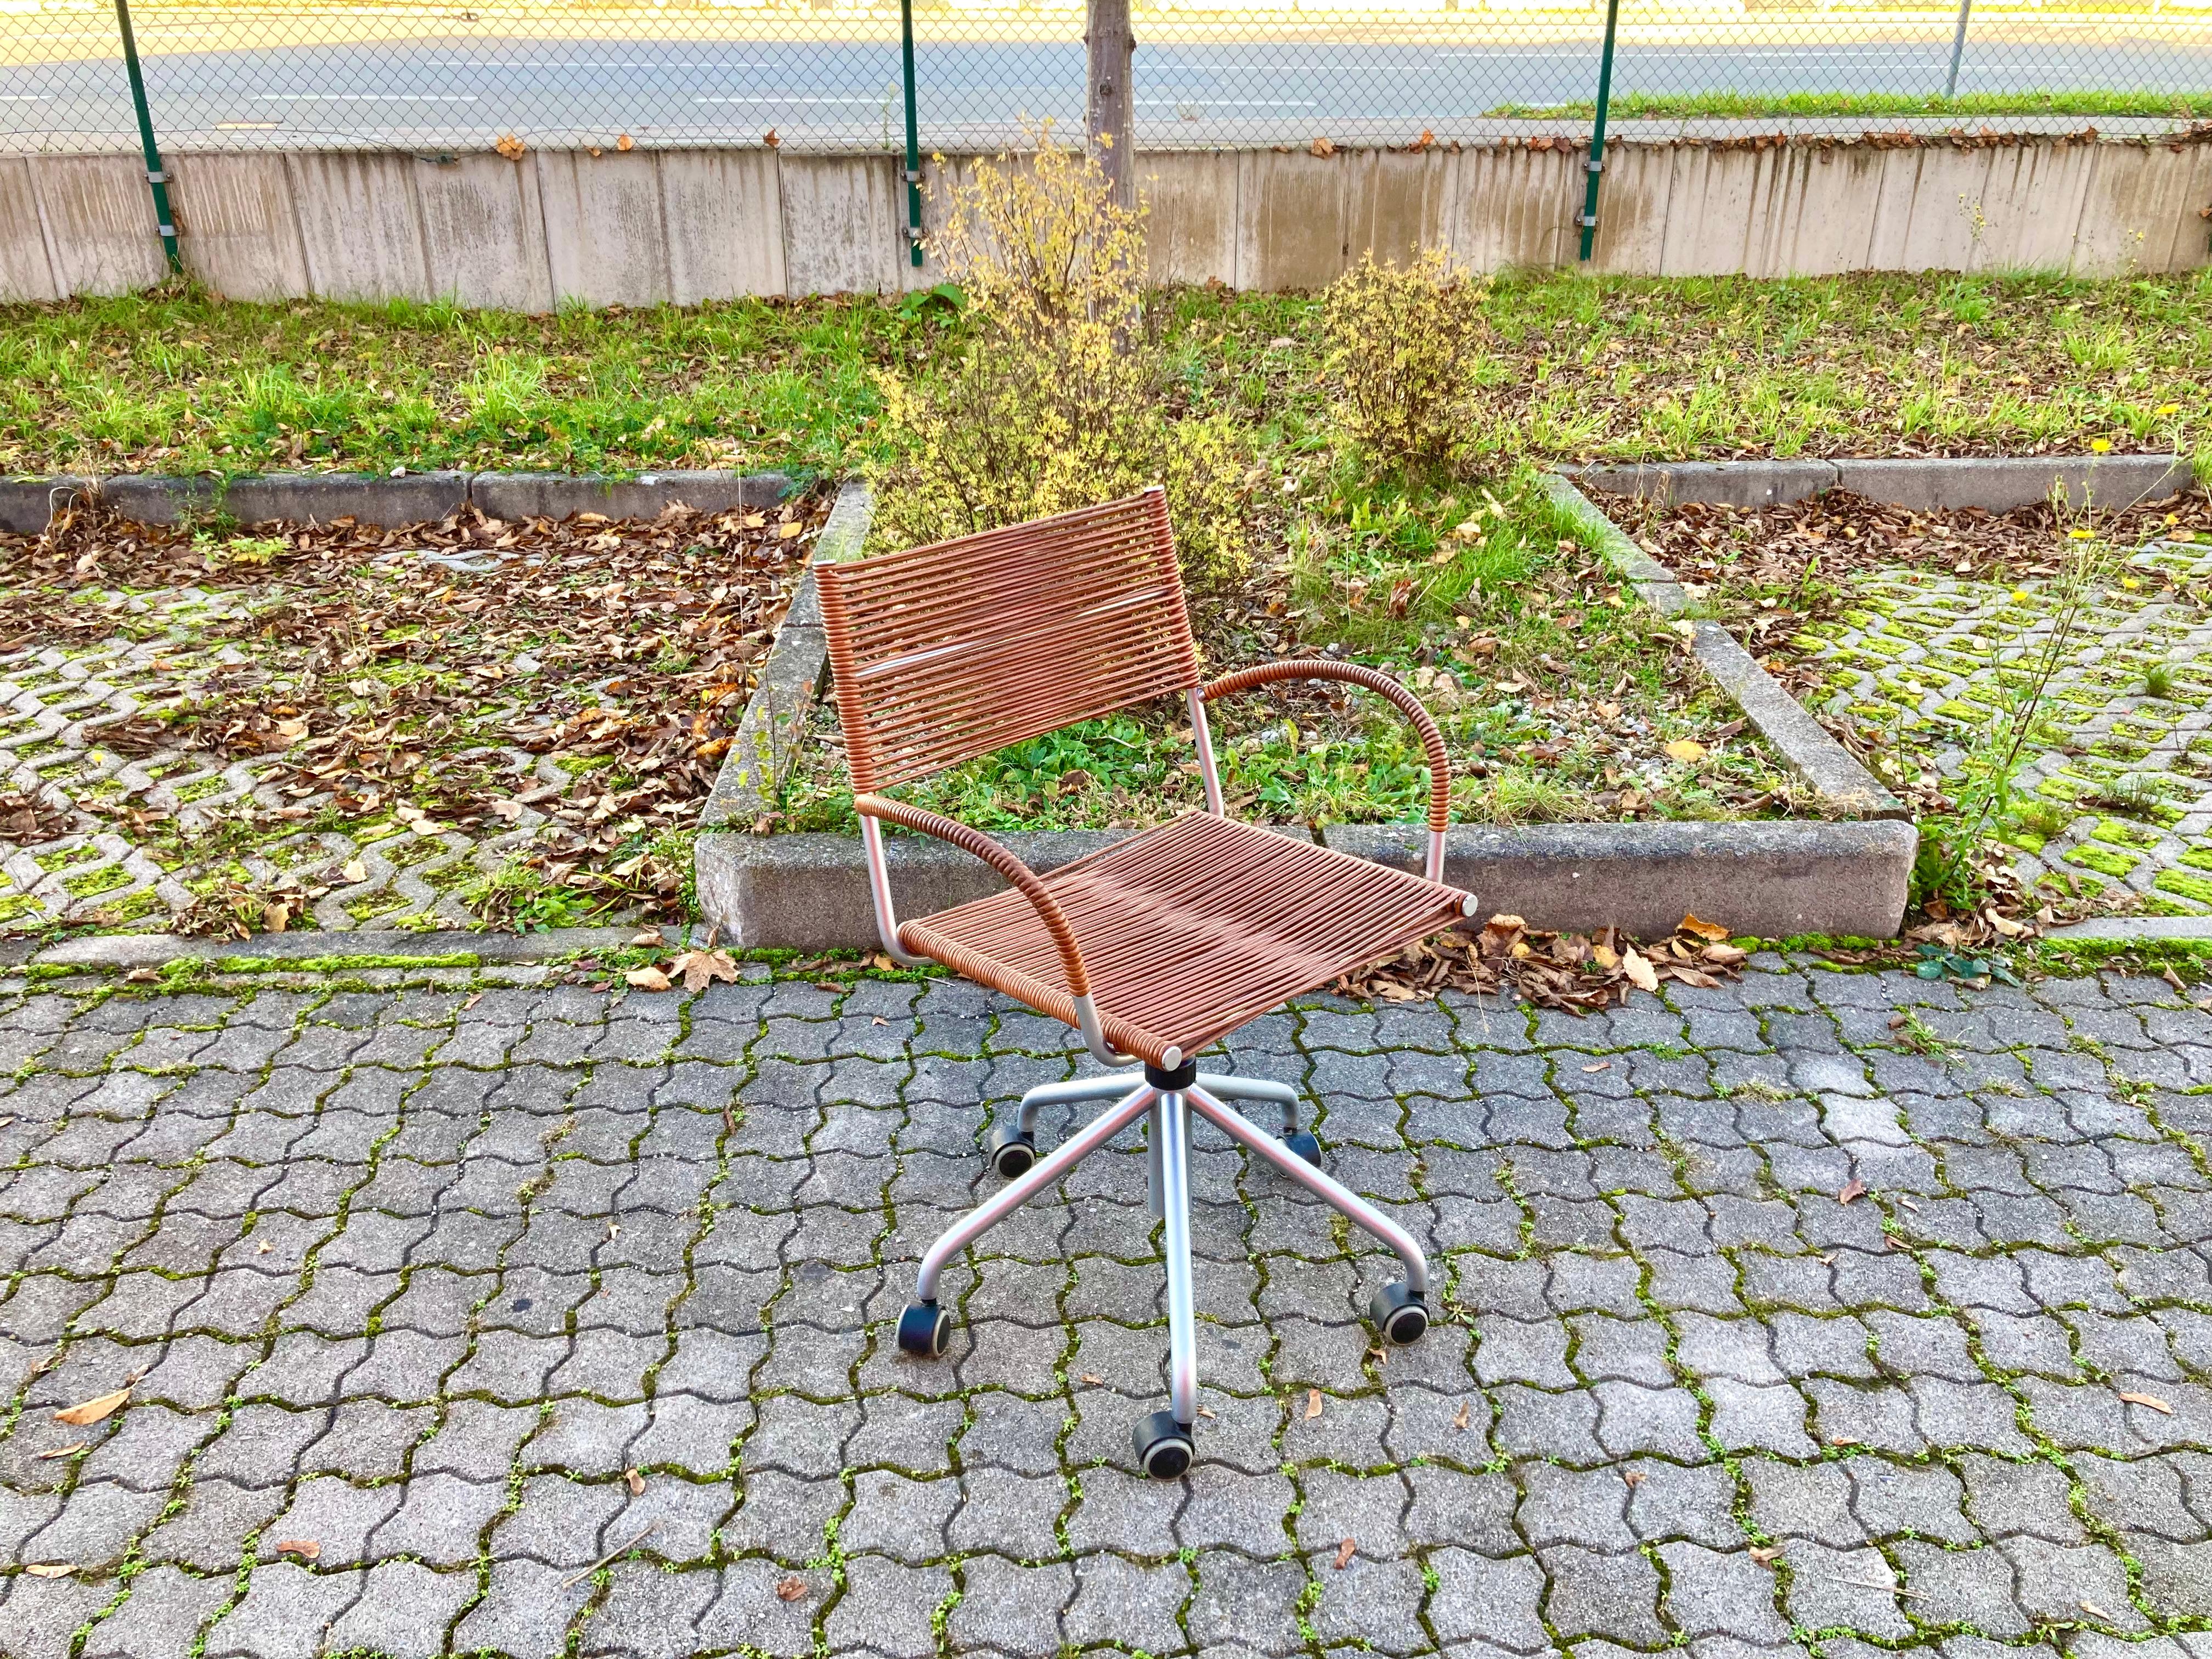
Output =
[{"x1": 898, "y1": 1069, "x2": 1432, "y2": 1476}]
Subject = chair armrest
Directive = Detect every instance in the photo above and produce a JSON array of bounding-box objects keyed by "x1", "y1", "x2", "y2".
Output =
[
  {"x1": 851, "y1": 794, "x2": 1093, "y2": 1000},
  {"x1": 1201, "y1": 659, "x2": 1453, "y2": 837}
]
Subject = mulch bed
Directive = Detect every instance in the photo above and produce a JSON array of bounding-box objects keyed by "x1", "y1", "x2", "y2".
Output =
[{"x1": 0, "y1": 493, "x2": 828, "y2": 929}]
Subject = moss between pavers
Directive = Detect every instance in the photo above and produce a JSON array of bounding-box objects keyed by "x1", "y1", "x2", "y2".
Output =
[
  {"x1": 2153, "y1": 867, "x2": 2212, "y2": 905},
  {"x1": 2068, "y1": 843, "x2": 2141, "y2": 879}
]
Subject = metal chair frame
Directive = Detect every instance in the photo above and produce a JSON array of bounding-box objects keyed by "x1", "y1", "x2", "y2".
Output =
[{"x1": 816, "y1": 488, "x2": 1475, "y2": 1478}]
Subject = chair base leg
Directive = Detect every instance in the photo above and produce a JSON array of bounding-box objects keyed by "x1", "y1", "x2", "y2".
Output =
[{"x1": 903, "y1": 1069, "x2": 1432, "y2": 1477}]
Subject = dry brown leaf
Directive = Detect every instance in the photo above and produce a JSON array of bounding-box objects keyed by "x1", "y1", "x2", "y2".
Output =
[
  {"x1": 1702, "y1": 944, "x2": 1748, "y2": 966},
  {"x1": 53, "y1": 1387, "x2": 129, "y2": 1426},
  {"x1": 1664, "y1": 739, "x2": 1707, "y2": 764},
  {"x1": 1581, "y1": 1060, "x2": 1611, "y2": 1073},
  {"x1": 775, "y1": 1575, "x2": 807, "y2": 1602},
  {"x1": 341, "y1": 857, "x2": 367, "y2": 883},
  {"x1": 1622, "y1": 1470, "x2": 1646, "y2": 1487},
  {"x1": 1305, "y1": 1388, "x2": 1323, "y2": 1420},
  {"x1": 1621, "y1": 949, "x2": 1658, "y2": 994},
  {"x1": 1308, "y1": 134, "x2": 1336, "y2": 156},
  {"x1": 670, "y1": 947, "x2": 741, "y2": 993},
  {"x1": 1452, "y1": 1400, "x2": 1471, "y2": 1431},
  {"x1": 1334, "y1": 1537, "x2": 1356, "y2": 1570},
  {"x1": 1748, "y1": 1545, "x2": 1781, "y2": 1565},
  {"x1": 2118, "y1": 1391, "x2": 2175, "y2": 1415},
  {"x1": 1080, "y1": 1373, "x2": 1103, "y2": 1386},
  {"x1": 274, "y1": 1539, "x2": 321, "y2": 1560},
  {"x1": 625, "y1": 1468, "x2": 646, "y2": 1495},
  {"x1": 624, "y1": 965, "x2": 672, "y2": 992},
  {"x1": 23, "y1": 1563, "x2": 74, "y2": 1578},
  {"x1": 1678, "y1": 913, "x2": 1730, "y2": 941},
  {"x1": 36, "y1": 1442, "x2": 86, "y2": 1460},
  {"x1": 1838, "y1": 1179, "x2": 1868, "y2": 1205}
]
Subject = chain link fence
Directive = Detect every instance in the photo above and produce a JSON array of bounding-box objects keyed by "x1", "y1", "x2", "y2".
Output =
[{"x1": 4, "y1": 0, "x2": 2208, "y2": 159}]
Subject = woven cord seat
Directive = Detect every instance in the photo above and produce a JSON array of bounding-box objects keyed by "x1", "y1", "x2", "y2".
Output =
[
  {"x1": 897, "y1": 810, "x2": 1468, "y2": 1068},
  {"x1": 814, "y1": 487, "x2": 1477, "y2": 1481}
]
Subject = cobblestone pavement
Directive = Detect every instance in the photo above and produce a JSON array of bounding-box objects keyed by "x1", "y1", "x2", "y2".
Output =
[
  {"x1": 1796, "y1": 539, "x2": 2212, "y2": 915},
  {"x1": 0, "y1": 599, "x2": 579, "y2": 935},
  {"x1": 2, "y1": 956, "x2": 2211, "y2": 1659}
]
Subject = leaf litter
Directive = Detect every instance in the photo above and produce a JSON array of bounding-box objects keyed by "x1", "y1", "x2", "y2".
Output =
[{"x1": 0, "y1": 493, "x2": 826, "y2": 932}]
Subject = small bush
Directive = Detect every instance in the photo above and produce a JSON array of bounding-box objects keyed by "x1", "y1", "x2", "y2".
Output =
[
  {"x1": 1321, "y1": 249, "x2": 1492, "y2": 470},
  {"x1": 866, "y1": 129, "x2": 1254, "y2": 585}
]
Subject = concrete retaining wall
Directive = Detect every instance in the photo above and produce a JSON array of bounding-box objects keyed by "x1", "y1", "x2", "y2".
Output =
[{"x1": 6, "y1": 133, "x2": 2208, "y2": 307}]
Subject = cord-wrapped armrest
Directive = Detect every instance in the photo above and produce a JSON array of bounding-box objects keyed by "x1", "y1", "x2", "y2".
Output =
[
  {"x1": 851, "y1": 794, "x2": 1092, "y2": 1000},
  {"x1": 1201, "y1": 659, "x2": 1453, "y2": 836}
]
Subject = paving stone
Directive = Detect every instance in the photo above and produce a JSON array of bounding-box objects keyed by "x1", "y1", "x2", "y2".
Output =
[{"x1": 826, "y1": 1555, "x2": 955, "y2": 1659}]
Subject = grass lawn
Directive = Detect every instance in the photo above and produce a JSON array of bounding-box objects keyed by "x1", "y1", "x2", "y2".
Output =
[{"x1": 3, "y1": 269, "x2": 2207, "y2": 481}]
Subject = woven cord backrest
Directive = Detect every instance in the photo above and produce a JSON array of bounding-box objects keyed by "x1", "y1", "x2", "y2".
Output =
[{"x1": 816, "y1": 489, "x2": 1202, "y2": 792}]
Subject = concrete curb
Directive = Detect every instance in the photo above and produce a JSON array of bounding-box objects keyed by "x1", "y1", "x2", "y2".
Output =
[
  {"x1": 19, "y1": 924, "x2": 659, "y2": 972},
  {"x1": 2045, "y1": 917, "x2": 2212, "y2": 945},
  {"x1": 694, "y1": 477, "x2": 1922, "y2": 945},
  {"x1": 1542, "y1": 475, "x2": 1905, "y2": 819},
  {"x1": 0, "y1": 469, "x2": 792, "y2": 535},
  {"x1": 1570, "y1": 453, "x2": 2199, "y2": 514}
]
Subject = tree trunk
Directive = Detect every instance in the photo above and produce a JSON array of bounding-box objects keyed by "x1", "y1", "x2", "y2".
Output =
[{"x1": 1085, "y1": 0, "x2": 1135, "y2": 211}]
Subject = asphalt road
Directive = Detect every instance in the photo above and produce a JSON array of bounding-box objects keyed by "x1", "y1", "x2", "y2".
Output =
[{"x1": 9, "y1": 27, "x2": 2209, "y2": 151}]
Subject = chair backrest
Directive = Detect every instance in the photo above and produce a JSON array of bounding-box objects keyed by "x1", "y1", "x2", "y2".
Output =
[{"x1": 815, "y1": 488, "x2": 1201, "y2": 793}]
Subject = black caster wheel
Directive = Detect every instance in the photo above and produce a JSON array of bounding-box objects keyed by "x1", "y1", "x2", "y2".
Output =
[
  {"x1": 1284, "y1": 1128, "x2": 1322, "y2": 1168},
  {"x1": 896, "y1": 1300, "x2": 951, "y2": 1358},
  {"x1": 986, "y1": 1121, "x2": 1037, "y2": 1180},
  {"x1": 1369, "y1": 1281, "x2": 1428, "y2": 1346},
  {"x1": 1132, "y1": 1409, "x2": 1194, "y2": 1480}
]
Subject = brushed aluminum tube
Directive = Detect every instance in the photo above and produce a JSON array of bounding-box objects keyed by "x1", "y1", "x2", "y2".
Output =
[
  {"x1": 1195, "y1": 1071, "x2": 1300, "y2": 1136},
  {"x1": 1187, "y1": 687, "x2": 1226, "y2": 816},
  {"x1": 1156, "y1": 1090, "x2": 1201, "y2": 1426},
  {"x1": 1019, "y1": 1070, "x2": 1146, "y2": 1134},
  {"x1": 1186, "y1": 1084, "x2": 1429, "y2": 1297},
  {"x1": 1146, "y1": 1101, "x2": 1165, "y2": 1219},
  {"x1": 915, "y1": 1084, "x2": 1157, "y2": 1303},
  {"x1": 1072, "y1": 992, "x2": 1145, "y2": 1070},
  {"x1": 858, "y1": 816, "x2": 931, "y2": 969}
]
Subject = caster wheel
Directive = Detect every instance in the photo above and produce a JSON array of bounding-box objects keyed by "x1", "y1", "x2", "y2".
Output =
[
  {"x1": 1284, "y1": 1128, "x2": 1322, "y2": 1168},
  {"x1": 896, "y1": 1300, "x2": 951, "y2": 1358},
  {"x1": 1368, "y1": 1281, "x2": 1428, "y2": 1346},
  {"x1": 986, "y1": 1122, "x2": 1037, "y2": 1180},
  {"x1": 1132, "y1": 1409, "x2": 1194, "y2": 1480}
]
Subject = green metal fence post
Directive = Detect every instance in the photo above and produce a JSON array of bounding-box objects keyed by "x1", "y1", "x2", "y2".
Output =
[
  {"x1": 1577, "y1": 0, "x2": 1622, "y2": 263},
  {"x1": 899, "y1": 0, "x2": 924, "y2": 268},
  {"x1": 114, "y1": 0, "x2": 182, "y2": 274}
]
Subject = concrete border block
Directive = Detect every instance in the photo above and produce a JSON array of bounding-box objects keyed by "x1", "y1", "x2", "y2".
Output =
[
  {"x1": 468, "y1": 470, "x2": 789, "y2": 522},
  {"x1": 696, "y1": 477, "x2": 1921, "y2": 946},
  {"x1": 1828, "y1": 454, "x2": 2196, "y2": 512},
  {"x1": 0, "y1": 476, "x2": 90, "y2": 535},
  {"x1": 1572, "y1": 459, "x2": 1837, "y2": 507}
]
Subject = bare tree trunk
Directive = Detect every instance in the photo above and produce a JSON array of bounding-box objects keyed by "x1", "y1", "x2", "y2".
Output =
[{"x1": 1086, "y1": 0, "x2": 1135, "y2": 212}]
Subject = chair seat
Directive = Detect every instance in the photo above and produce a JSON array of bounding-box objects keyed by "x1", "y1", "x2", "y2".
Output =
[{"x1": 898, "y1": 811, "x2": 1470, "y2": 1065}]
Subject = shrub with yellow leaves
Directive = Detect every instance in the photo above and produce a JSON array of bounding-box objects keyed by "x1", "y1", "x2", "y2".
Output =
[
  {"x1": 1320, "y1": 248, "x2": 1493, "y2": 471},
  {"x1": 866, "y1": 125, "x2": 1254, "y2": 586}
]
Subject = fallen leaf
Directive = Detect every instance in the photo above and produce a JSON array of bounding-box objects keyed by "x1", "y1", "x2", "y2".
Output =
[
  {"x1": 261, "y1": 901, "x2": 290, "y2": 934},
  {"x1": 1197, "y1": 1404, "x2": 1216, "y2": 1419},
  {"x1": 462, "y1": 992, "x2": 483, "y2": 1011},
  {"x1": 630, "y1": 928, "x2": 664, "y2": 946},
  {"x1": 1581, "y1": 1060, "x2": 1611, "y2": 1073},
  {"x1": 2163, "y1": 966, "x2": 2187, "y2": 994},
  {"x1": 1621, "y1": 949, "x2": 1658, "y2": 994},
  {"x1": 669, "y1": 947, "x2": 741, "y2": 993},
  {"x1": 1452, "y1": 1400, "x2": 1470, "y2": 1431},
  {"x1": 616, "y1": 132, "x2": 634, "y2": 151},
  {"x1": 1701, "y1": 944, "x2": 1747, "y2": 966},
  {"x1": 1622, "y1": 1469, "x2": 1646, "y2": 1486},
  {"x1": 1080, "y1": 1373, "x2": 1103, "y2": 1386},
  {"x1": 1334, "y1": 1537, "x2": 1356, "y2": 1570},
  {"x1": 494, "y1": 132, "x2": 527, "y2": 160},
  {"x1": 53, "y1": 1387, "x2": 129, "y2": 1426},
  {"x1": 274, "y1": 1539, "x2": 321, "y2": 1560},
  {"x1": 2081, "y1": 1601, "x2": 2111, "y2": 1618},
  {"x1": 1305, "y1": 1388, "x2": 1323, "y2": 1420},
  {"x1": 1838, "y1": 1179, "x2": 1867, "y2": 1205},
  {"x1": 1308, "y1": 134, "x2": 1336, "y2": 156},
  {"x1": 340, "y1": 858, "x2": 366, "y2": 883},
  {"x1": 35, "y1": 1442, "x2": 86, "y2": 1460},
  {"x1": 1886, "y1": 1012, "x2": 1909, "y2": 1029},
  {"x1": 124, "y1": 967, "x2": 159, "y2": 983},
  {"x1": 624, "y1": 965, "x2": 672, "y2": 992},
  {"x1": 2118, "y1": 1391, "x2": 2174, "y2": 1415},
  {"x1": 1664, "y1": 739, "x2": 1707, "y2": 764},
  {"x1": 1589, "y1": 943, "x2": 1619, "y2": 970},
  {"x1": 1678, "y1": 913, "x2": 1730, "y2": 941},
  {"x1": 775, "y1": 1575, "x2": 806, "y2": 1602},
  {"x1": 23, "y1": 1563, "x2": 74, "y2": 1578},
  {"x1": 1828, "y1": 1435, "x2": 1860, "y2": 1447},
  {"x1": 625, "y1": 1467, "x2": 646, "y2": 1494},
  {"x1": 1748, "y1": 1545, "x2": 1781, "y2": 1566}
]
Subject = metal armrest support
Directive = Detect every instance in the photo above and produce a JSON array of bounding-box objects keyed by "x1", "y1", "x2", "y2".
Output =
[
  {"x1": 1201, "y1": 659, "x2": 1454, "y2": 883},
  {"x1": 851, "y1": 794, "x2": 1140, "y2": 1068}
]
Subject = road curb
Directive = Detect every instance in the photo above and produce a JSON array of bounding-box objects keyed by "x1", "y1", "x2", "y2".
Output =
[
  {"x1": 693, "y1": 476, "x2": 1921, "y2": 947},
  {"x1": 1570, "y1": 453, "x2": 2197, "y2": 514},
  {"x1": 19, "y1": 924, "x2": 665, "y2": 972},
  {"x1": 0, "y1": 469, "x2": 792, "y2": 534}
]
